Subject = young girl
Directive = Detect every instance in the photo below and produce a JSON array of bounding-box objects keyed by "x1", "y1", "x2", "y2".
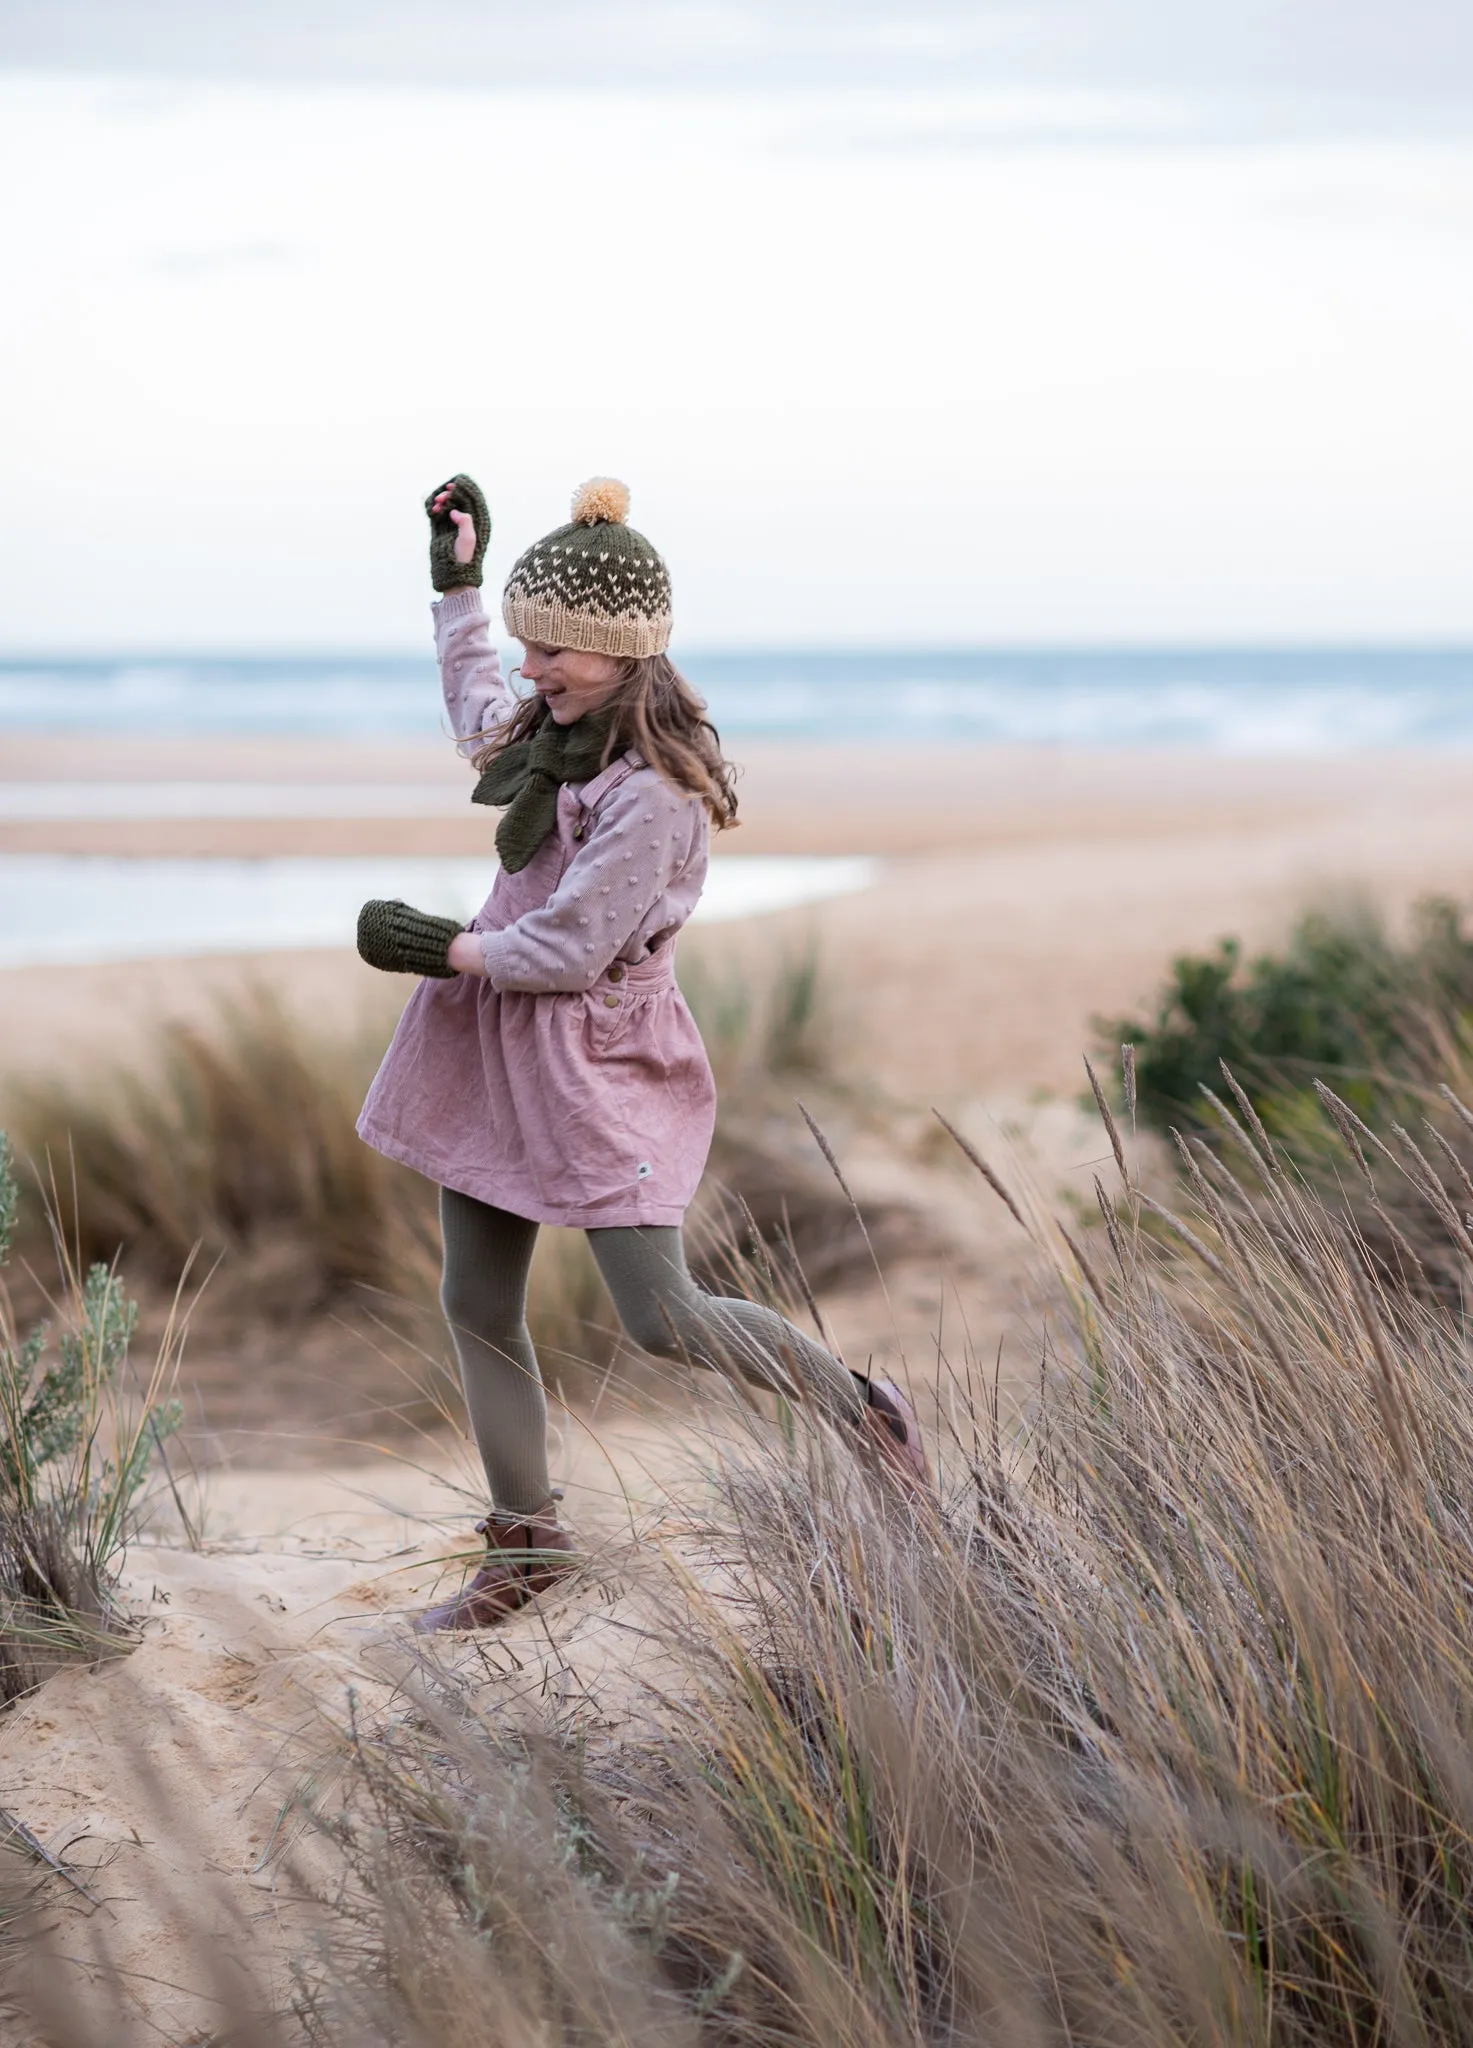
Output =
[{"x1": 356, "y1": 473, "x2": 928, "y2": 1631}]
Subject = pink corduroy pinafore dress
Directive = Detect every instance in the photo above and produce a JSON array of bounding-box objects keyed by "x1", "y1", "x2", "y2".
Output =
[{"x1": 357, "y1": 752, "x2": 718, "y2": 1230}]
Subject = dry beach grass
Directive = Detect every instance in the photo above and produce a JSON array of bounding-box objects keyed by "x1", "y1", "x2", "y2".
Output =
[
  {"x1": 0, "y1": 946, "x2": 916, "y2": 1429},
  {"x1": 14, "y1": 1055, "x2": 1473, "y2": 2042}
]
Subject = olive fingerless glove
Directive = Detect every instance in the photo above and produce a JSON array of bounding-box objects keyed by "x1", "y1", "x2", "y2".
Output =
[
  {"x1": 425, "y1": 473, "x2": 491, "y2": 591},
  {"x1": 357, "y1": 899, "x2": 464, "y2": 978}
]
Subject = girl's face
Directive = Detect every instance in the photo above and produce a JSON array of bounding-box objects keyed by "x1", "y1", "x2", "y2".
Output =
[{"x1": 518, "y1": 641, "x2": 624, "y2": 725}]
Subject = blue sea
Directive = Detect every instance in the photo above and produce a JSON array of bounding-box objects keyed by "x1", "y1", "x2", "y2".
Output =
[{"x1": 5, "y1": 647, "x2": 1473, "y2": 750}]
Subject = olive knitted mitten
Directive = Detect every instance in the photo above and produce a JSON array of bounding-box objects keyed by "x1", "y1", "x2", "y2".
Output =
[
  {"x1": 357, "y1": 899, "x2": 463, "y2": 978},
  {"x1": 425, "y1": 473, "x2": 491, "y2": 591}
]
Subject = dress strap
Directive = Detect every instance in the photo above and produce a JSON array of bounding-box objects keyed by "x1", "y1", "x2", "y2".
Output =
[{"x1": 575, "y1": 751, "x2": 641, "y2": 816}]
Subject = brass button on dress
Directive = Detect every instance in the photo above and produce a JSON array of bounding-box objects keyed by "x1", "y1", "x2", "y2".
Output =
[
  {"x1": 607, "y1": 965, "x2": 625, "y2": 981},
  {"x1": 603, "y1": 994, "x2": 620, "y2": 1008}
]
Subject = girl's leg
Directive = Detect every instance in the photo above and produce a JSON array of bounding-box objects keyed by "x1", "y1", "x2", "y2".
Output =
[
  {"x1": 586, "y1": 1225, "x2": 867, "y2": 1429},
  {"x1": 439, "y1": 1188, "x2": 552, "y2": 1517}
]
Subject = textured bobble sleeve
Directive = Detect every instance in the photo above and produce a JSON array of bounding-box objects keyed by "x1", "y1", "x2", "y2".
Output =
[
  {"x1": 478, "y1": 774, "x2": 701, "y2": 993},
  {"x1": 432, "y1": 588, "x2": 515, "y2": 759}
]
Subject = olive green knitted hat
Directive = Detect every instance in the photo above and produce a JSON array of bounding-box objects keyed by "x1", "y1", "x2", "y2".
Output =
[{"x1": 501, "y1": 479, "x2": 672, "y2": 658}]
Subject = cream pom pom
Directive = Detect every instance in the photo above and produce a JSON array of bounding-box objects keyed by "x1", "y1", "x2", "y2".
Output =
[{"x1": 570, "y1": 476, "x2": 631, "y2": 526}]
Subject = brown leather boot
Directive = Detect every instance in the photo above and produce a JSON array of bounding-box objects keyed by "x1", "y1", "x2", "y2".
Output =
[
  {"x1": 859, "y1": 1377, "x2": 932, "y2": 1494},
  {"x1": 414, "y1": 1501, "x2": 579, "y2": 1633}
]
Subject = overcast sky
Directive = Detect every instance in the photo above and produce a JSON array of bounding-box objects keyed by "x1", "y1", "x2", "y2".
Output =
[
  {"x1": 2, "y1": 2, "x2": 1471, "y2": 649},
  {"x1": 8, "y1": 1, "x2": 1473, "y2": 127}
]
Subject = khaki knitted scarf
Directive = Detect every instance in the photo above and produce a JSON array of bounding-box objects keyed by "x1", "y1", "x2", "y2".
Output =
[{"x1": 471, "y1": 708, "x2": 616, "y2": 872}]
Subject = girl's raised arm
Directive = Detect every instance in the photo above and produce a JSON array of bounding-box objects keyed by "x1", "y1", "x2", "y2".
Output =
[{"x1": 424, "y1": 473, "x2": 514, "y2": 759}]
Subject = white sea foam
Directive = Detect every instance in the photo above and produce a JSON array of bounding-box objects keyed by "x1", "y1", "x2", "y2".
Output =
[{"x1": 4, "y1": 649, "x2": 1471, "y2": 751}]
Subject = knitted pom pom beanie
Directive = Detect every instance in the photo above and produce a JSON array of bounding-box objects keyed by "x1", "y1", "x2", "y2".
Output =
[{"x1": 501, "y1": 479, "x2": 672, "y2": 658}]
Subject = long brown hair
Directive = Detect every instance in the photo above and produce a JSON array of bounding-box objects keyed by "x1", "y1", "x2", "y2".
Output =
[{"x1": 471, "y1": 654, "x2": 739, "y2": 830}]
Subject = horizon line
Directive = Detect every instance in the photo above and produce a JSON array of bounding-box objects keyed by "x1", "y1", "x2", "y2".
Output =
[{"x1": 4, "y1": 640, "x2": 1473, "y2": 665}]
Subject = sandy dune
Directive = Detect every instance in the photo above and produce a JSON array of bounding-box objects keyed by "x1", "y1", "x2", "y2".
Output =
[{"x1": 2, "y1": 1411, "x2": 720, "y2": 2036}]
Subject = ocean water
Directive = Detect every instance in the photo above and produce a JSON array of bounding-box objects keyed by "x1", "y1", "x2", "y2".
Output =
[
  {"x1": 5, "y1": 647, "x2": 1473, "y2": 750},
  {"x1": 0, "y1": 854, "x2": 878, "y2": 970}
]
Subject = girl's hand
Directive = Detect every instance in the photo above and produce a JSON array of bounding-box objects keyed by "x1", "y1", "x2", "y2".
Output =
[
  {"x1": 425, "y1": 473, "x2": 491, "y2": 591},
  {"x1": 431, "y1": 490, "x2": 479, "y2": 566},
  {"x1": 357, "y1": 899, "x2": 463, "y2": 977},
  {"x1": 447, "y1": 931, "x2": 489, "y2": 977}
]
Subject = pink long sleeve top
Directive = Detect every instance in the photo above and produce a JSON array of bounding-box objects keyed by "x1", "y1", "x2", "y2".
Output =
[{"x1": 356, "y1": 589, "x2": 719, "y2": 1227}]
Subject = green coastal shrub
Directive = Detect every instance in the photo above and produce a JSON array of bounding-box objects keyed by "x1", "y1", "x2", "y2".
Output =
[
  {"x1": 1101, "y1": 895, "x2": 1473, "y2": 1134},
  {"x1": 0, "y1": 1134, "x2": 183, "y2": 1703}
]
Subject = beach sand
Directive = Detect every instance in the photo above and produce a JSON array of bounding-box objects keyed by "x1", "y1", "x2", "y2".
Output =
[{"x1": 0, "y1": 1415, "x2": 729, "y2": 2040}]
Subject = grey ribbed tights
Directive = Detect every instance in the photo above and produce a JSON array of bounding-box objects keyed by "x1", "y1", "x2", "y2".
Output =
[{"x1": 439, "y1": 1186, "x2": 867, "y2": 1516}]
